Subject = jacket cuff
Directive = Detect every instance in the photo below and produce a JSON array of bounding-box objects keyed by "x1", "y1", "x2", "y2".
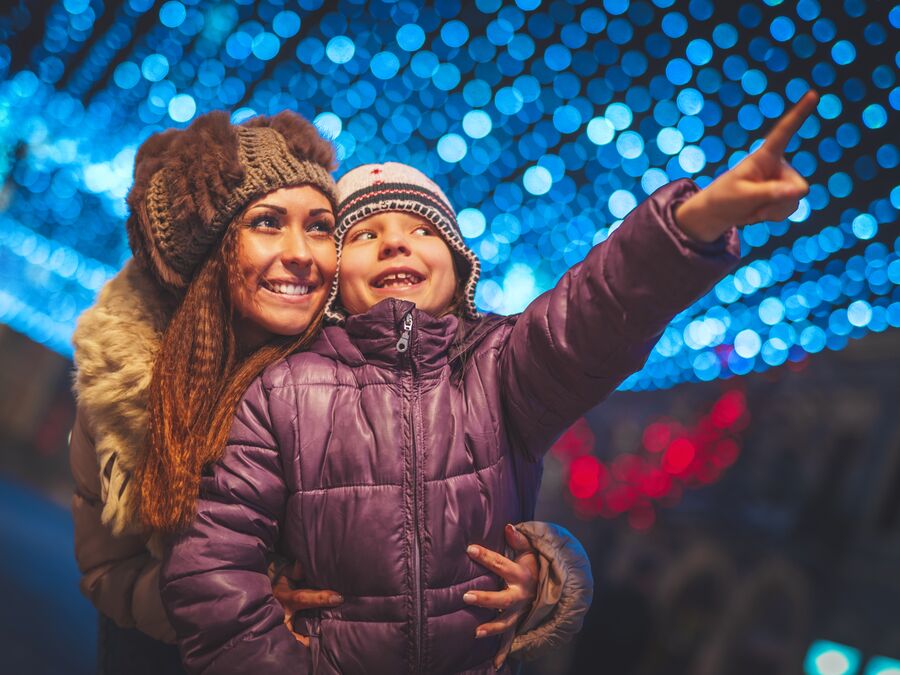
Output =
[{"x1": 508, "y1": 522, "x2": 594, "y2": 661}]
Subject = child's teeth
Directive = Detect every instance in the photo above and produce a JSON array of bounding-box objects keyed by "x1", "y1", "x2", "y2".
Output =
[{"x1": 380, "y1": 272, "x2": 422, "y2": 287}]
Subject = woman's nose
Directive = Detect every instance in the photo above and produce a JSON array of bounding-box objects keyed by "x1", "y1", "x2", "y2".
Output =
[{"x1": 282, "y1": 229, "x2": 313, "y2": 268}]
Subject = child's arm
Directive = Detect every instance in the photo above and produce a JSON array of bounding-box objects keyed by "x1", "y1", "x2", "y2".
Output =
[
  {"x1": 500, "y1": 176, "x2": 739, "y2": 459},
  {"x1": 160, "y1": 376, "x2": 309, "y2": 675},
  {"x1": 501, "y1": 92, "x2": 818, "y2": 459}
]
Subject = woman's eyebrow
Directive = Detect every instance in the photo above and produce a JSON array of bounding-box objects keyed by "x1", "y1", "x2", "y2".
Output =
[
  {"x1": 309, "y1": 208, "x2": 334, "y2": 216},
  {"x1": 248, "y1": 203, "x2": 287, "y2": 214}
]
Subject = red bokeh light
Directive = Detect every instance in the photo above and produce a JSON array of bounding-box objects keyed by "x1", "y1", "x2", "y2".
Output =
[
  {"x1": 639, "y1": 468, "x2": 672, "y2": 498},
  {"x1": 606, "y1": 485, "x2": 638, "y2": 513},
  {"x1": 710, "y1": 390, "x2": 746, "y2": 428},
  {"x1": 555, "y1": 388, "x2": 749, "y2": 530},
  {"x1": 642, "y1": 422, "x2": 671, "y2": 453},
  {"x1": 568, "y1": 455, "x2": 606, "y2": 499},
  {"x1": 662, "y1": 438, "x2": 696, "y2": 474},
  {"x1": 711, "y1": 438, "x2": 740, "y2": 467},
  {"x1": 551, "y1": 416, "x2": 596, "y2": 459},
  {"x1": 611, "y1": 454, "x2": 645, "y2": 484}
]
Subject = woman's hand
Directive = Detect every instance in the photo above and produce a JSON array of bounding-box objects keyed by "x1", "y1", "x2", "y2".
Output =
[
  {"x1": 271, "y1": 560, "x2": 343, "y2": 647},
  {"x1": 465, "y1": 524, "x2": 539, "y2": 670},
  {"x1": 675, "y1": 90, "x2": 820, "y2": 243}
]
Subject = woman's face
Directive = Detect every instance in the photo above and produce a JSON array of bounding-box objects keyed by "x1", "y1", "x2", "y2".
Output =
[
  {"x1": 338, "y1": 211, "x2": 457, "y2": 316},
  {"x1": 231, "y1": 185, "x2": 336, "y2": 347}
]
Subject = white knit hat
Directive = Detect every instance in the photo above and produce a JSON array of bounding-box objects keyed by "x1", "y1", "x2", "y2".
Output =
[{"x1": 325, "y1": 162, "x2": 481, "y2": 323}]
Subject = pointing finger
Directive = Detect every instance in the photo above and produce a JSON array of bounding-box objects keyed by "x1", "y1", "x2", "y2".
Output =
[{"x1": 763, "y1": 90, "x2": 819, "y2": 157}]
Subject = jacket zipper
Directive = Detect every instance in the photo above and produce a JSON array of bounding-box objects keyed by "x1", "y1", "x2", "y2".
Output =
[{"x1": 397, "y1": 310, "x2": 423, "y2": 672}]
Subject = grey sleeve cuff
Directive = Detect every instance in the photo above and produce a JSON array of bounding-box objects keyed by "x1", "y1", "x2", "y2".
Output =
[{"x1": 509, "y1": 521, "x2": 594, "y2": 661}]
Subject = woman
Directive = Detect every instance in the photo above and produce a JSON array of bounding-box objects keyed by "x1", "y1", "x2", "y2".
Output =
[
  {"x1": 70, "y1": 110, "x2": 342, "y2": 673},
  {"x1": 70, "y1": 110, "x2": 592, "y2": 673}
]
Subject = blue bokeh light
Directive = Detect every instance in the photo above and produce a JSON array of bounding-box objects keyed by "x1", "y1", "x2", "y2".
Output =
[
  {"x1": 397, "y1": 23, "x2": 426, "y2": 51},
  {"x1": 437, "y1": 133, "x2": 467, "y2": 163}
]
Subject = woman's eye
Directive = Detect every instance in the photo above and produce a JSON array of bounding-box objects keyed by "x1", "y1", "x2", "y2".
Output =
[
  {"x1": 309, "y1": 220, "x2": 334, "y2": 234},
  {"x1": 249, "y1": 215, "x2": 281, "y2": 230}
]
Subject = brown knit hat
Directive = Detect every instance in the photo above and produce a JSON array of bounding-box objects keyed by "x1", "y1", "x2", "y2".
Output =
[{"x1": 126, "y1": 110, "x2": 338, "y2": 293}]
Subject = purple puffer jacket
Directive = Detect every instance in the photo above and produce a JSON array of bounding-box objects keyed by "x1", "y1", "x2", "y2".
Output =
[{"x1": 161, "y1": 179, "x2": 739, "y2": 675}]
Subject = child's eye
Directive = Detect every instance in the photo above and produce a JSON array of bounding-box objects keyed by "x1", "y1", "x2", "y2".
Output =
[
  {"x1": 249, "y1": 215, "x2": 281, "y2": 230},
  {"x1": 413, "y1": 225, "x2": 434, "y2": 236},
  {"x1": 349, "y1": 230, "x2": 375, "y2": 242}
]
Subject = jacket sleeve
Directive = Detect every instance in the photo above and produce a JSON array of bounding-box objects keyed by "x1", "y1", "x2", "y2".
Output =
[
  {"x1": 69, "y1": 407, "x2": 175, "y2": 642},
  {"x1": 501, "y1": 179, "x2": 740, "y2": 459},
  {"x1": 160, "y1": 376, "x2": 310, "y2": 675},
  {"x1": 509, "y1": 522, "x2": 593, "y2": 661}
]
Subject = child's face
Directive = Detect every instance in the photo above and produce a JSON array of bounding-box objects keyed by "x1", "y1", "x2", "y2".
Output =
[{"x1": 339, "y1": 211, "x2": 457, "y2": 317}]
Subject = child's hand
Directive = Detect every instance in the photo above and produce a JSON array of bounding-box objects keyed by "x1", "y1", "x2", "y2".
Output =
[
  {"x1": 464, "y1": 524, "x2": 539, "y2": 670},
  {"x1": 674, "y1": 90, "x2": 820, "y2": 243},
  {"x1": 271, "y1": 560, "x2": 344, "y2": 646}
]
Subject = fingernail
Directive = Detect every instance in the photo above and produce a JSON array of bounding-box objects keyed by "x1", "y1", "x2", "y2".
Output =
[
  {"x1": 463, "y1": 592, "x2": 476, "y2": 603},
  {"x1": 329, "y1": 594, "x2": 343, "y2": 604},
  {"x1": 475, "y1": 629, "x2": 486, "y2": 638},
  {"x1": 467, "y1": 545, "x2": 479, "y2": 556}
]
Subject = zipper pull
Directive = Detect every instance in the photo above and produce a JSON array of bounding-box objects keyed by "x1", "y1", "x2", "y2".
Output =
[{"x1": 396, "y1": 312, "x2": 414, "y2": 353}]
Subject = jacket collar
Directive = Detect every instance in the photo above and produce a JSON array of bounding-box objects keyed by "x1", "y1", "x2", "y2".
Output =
[
  {"x1": 310, "y1": 298, "x2": 458, "y2": 373},
  {"x1": 71, "y1": 260, "x2": 175, "y2": 534}
]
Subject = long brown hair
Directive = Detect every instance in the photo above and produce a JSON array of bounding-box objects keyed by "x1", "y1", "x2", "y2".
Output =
[{"x1": 136, "y1": 226, "x2": 324, "y2": 532}]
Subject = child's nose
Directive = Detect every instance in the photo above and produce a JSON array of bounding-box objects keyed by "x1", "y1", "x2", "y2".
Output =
[{"x1": 379, "y1": 231, "x2": 411, "y2": 258}]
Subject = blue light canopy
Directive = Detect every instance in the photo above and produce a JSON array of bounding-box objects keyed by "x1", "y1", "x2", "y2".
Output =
[{"x1": 0, "y1": 0, "x2": 895, "y2": 392}]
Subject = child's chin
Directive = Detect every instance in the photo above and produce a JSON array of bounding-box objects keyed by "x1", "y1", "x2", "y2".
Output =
[{"x1": 386, "y1": 291, "x2": 426, "y2": 306}]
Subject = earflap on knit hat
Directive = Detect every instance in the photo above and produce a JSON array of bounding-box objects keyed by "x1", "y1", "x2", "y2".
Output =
[
  {"x1": 126, "y1": 110, "x2": 338, "y2": 294},
  {"x1": 324, "y1": 162, "x2": 481, "y2": 323}
]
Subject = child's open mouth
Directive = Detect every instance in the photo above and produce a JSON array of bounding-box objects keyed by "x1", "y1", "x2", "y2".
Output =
[{"x1": 372, "y1": 270, "x2": 425, "y2": 289}]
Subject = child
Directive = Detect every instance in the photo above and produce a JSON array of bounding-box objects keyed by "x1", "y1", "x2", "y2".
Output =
[{"x1": 161, "y1": 94, "x2": 818, "y2": 674}]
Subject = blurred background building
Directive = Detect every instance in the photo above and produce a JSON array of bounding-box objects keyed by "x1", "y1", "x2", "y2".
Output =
[{"x1": 0, "y1": 0, "x2": 897, "y2": 673}]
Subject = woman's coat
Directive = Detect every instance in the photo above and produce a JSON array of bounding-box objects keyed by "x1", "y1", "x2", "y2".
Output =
[{"x1": 70, "y1": 260, "x2": 176, "y2": 641}]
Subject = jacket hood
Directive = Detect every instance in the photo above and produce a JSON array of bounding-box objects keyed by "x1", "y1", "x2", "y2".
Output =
[{"x1": 71, "y1": 259, "x2": 175, "y2": 535}]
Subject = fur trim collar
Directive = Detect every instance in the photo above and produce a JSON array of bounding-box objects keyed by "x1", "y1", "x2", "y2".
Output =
[{"x1": 71, "y1": 260, "x2": 175, "y2": 536}]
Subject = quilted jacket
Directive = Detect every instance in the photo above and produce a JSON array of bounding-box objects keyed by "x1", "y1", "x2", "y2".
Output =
[{"x1": 161, "y1": 179, "x2": 740, "y2": 674}]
